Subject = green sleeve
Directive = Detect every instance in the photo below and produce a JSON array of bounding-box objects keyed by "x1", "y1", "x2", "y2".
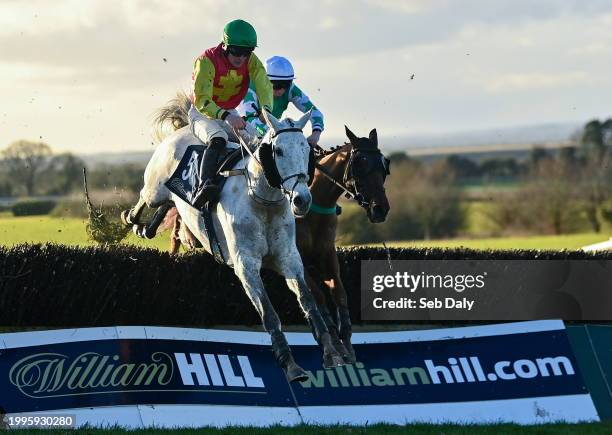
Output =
[
  {"x1": 248, "y1": 54, "x2": 273, "y2": 112},
  {"x1": 289, "y1": 84, "x2": 324, "y2": 131},
  {"x1": 193, "y1": 57, "x2": 227, "y2": 119}
]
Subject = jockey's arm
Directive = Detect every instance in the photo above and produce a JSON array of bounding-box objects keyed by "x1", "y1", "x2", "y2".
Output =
[
  {"x1": 289, "y1": 84, "x2": 325, "y2": 134},
  {"x1": 247, "y1": 54, "x2": 273, "y2": 113},
  {"x1": 237, "y1": 86, "x2": 268, "y2": 137},
  {"x1": 193, "y1": 57, "x2": 229, "y2": 120}
]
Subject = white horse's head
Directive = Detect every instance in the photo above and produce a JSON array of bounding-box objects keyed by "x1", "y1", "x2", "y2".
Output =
[{"x1": 259, "y1": 109, "x2": 313, "y2": 217}]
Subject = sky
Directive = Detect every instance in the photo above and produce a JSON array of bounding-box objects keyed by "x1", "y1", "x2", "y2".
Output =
[{"x1": 1, "y1": 0, "x2": 611, "y2": 154}]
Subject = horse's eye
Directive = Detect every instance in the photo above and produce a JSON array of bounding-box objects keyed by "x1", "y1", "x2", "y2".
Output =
[{"x1": 276, "y1": 149, "x2": 283, "y2": 157}]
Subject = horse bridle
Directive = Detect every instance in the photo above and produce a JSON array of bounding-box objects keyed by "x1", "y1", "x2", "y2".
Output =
[
  {"x1": 269, "y1": 126, "x2": 310, "y2": 197},
  {"x1": 234, "y1": 126, "x2": 309, "y2": 207},
  {"x1": 314, "y1": 145, "x2": 390, "y2": 209}
]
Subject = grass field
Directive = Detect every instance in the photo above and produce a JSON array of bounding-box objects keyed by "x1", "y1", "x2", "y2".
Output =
[
  {"x1": 0, "y1": 215, "x2": 171, "y2": 250},
  {"x1": 0, "y1": 214, "x2": 610, "y2": 251},
  {"x1": 9, "y1": 422, "x2": 612, "y2": 434}
]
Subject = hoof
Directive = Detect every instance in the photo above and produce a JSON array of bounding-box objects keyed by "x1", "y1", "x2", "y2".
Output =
[
  {"x1": 330, "y1": 333, "x2": 352, "y2": 364},
  {"x1": 284, "y1": 362, "x2": 308, "y2": 383},
  {"x1": 320, "y1": 332, "x2": 345, "y2": 368},
  {"x1": 341, "y1": 339, "x2": 357, "y2": 364},
  {"x1": 323, "y1": 351, "x2": 345, "y2": 368},
  {"x1": 120, "y1": 210, "x2": 134, "y2": 226},
  {"x1": 132, "y1": 224, "x2": 153, "y2": 239}
]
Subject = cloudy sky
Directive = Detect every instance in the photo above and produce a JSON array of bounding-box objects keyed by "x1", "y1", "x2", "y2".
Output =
[{"x1": 1, "y1": 0, "x2": 611, "y2": 154}]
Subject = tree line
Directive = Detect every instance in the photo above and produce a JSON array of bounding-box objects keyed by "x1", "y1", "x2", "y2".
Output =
[{"x1": 0, "y1": 141, "x2": 144, "y2": 197}]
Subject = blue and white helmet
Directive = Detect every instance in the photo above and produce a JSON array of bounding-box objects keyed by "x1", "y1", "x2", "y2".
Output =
[{"x1": 266, "y1": 56, "x2": 295, "y2": 80}]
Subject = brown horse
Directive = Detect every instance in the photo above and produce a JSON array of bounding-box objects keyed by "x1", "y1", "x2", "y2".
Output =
[
  {"x1": 168, "y1": 126, "x2": 391, "y2": 364},
  {"x1": 295, "y1": 127, "x2": 390, "y2": 362}
]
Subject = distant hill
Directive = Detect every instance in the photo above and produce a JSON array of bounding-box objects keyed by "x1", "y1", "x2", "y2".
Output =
[
  {"x1": 381, "y1": 121, "x2": 581, "y2": 153},
  {"x1": 79, "y1": 150, "x2": 154, "y2": 168}
]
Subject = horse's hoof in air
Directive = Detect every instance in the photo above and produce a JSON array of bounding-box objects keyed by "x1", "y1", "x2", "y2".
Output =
[
  {"x1": 120, "y1": 210, "x2": 134, "y2": 226},
  {"x1": 330, "y1": 334, "x2": 352, "y2": 364},
  {"x1": 341, "y1": 340, "x2": 357, "y2": 364},
  {"x1": 284, "y1": 362, "x2": 308, "y2": 383},
  {"x1": 342, "y1": 352, "x2": 354, "y2": 365},
  {"x1": 323, "y1": 351, "x2": 346, "y2": 368}
]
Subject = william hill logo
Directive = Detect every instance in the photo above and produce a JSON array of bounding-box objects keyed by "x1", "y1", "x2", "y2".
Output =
[
  {"x1": 299, "y1": 356, "x2": 575, "y2": 388},
  {"x1": 9, "y1": 352, "x2": 264, "y2": 398},
  {"x1": 299, "y1": 362, "x2": 430, "y2": 388}
]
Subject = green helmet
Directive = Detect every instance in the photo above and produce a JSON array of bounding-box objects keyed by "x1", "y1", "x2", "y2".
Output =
[{"x1": 223, "y1": 19, "x2": 257, "y2": 48}]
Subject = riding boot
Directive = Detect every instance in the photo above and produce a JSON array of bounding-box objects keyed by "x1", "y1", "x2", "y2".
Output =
[{"x1": 192, "y1": 137, "x2": 226, "y2": 208}]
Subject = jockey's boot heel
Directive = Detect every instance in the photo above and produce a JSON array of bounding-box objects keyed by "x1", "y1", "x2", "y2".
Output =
[{"x1": 193, "y1": 137, "x2": 226, "y2": 208}]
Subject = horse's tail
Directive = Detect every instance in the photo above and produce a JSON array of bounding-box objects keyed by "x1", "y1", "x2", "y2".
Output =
[{"x1": 151, "y1": 91, "x2": 192, "y2": 143}]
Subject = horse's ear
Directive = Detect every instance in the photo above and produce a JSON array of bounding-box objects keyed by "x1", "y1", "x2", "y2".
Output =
[
  {"x1": 294, "y1": 108, "x2": 312, "y2": 130},
  {"x1": 345, "y1": 125, "x2": 358, "y2": 145},
  {"x1": 369, "y1": 128, "x2": 378, "y2": 146},
  {"x1": 262, "y1": 109, "x2": 283, "y2": 133}
]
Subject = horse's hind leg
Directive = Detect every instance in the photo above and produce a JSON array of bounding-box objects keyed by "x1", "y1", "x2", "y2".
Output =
[
  {"x1": 233, "y1": 256, "x2": 307, "y2": 382},
  {"x1": 272, "y1": 256, "x2": 344, "y2": 369},
  {"x1": 133, "y1": 202, "x2": 173, "y2": 239},
  {"x1": 121, "y1": 195, "x2": 147, "y2": 226}
]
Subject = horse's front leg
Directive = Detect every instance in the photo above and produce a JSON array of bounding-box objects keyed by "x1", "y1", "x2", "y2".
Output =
[
  {"x1": 325, "y1": 254, "x2": 356, "y2": 363},
  {"x1": 304, "y1": 265, "x2": 351, "y2": 363},
  {"x1": 132, "y1": 202, "x2": 172, "y2": 239},
  {"x1": 272, "y1": 253, "x2": 344, "y2": 368},
  {"x1": 232, "y1": 255, "x2": 307, "y2": 382}
]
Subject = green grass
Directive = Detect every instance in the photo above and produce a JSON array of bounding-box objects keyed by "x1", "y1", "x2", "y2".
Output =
[
  {"x1": 462, "y1": 200, "x2": 497, "y2": 235},
  {"x1": 0, "y1": 215, "x2": 171, "y2": 251},
  {"x1": 9, "y1": 422, "x2": 612, "y2": 434}
]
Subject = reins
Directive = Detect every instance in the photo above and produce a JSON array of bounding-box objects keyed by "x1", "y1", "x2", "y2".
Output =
[
  {"x1": 314, "y1": 162, "x2": 360, "y2": 201},
  {"x1": 314, "y1": 146, "x2": 370, "y2": 208}
]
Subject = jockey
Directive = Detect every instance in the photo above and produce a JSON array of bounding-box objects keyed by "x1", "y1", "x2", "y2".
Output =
[
  {"x1": 238, "y1": 56, "x2": 324, "y2": 146},
  {"x1": 189, "y1": 19, "x2": 272, "y2": 207}
]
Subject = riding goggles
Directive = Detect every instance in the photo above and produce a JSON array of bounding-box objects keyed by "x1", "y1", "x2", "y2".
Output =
[
  {"x1": 226, "y1": 45, "x2": 254, "y2": 57},
  {"x1": 272, "y1": 80, "x2": 292, "y2": 90}
]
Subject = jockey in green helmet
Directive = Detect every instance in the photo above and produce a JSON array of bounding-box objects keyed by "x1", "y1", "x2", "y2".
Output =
[
  {"x1": 189, "y1": 19, "x2": 272, "y2": 207},
  {"x1": 237, "y1": 56, "x2": 325, "y2": 146}
]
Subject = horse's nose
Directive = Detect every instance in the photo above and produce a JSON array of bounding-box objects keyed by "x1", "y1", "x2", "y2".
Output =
[{"x1": 291, "y1": 191, "x2": 312, "y2": 217}]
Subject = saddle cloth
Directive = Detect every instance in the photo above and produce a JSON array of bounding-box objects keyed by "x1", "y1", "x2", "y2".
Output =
[{"x1": 164, "y1": 142, "x2": 242, "y2": 209}]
